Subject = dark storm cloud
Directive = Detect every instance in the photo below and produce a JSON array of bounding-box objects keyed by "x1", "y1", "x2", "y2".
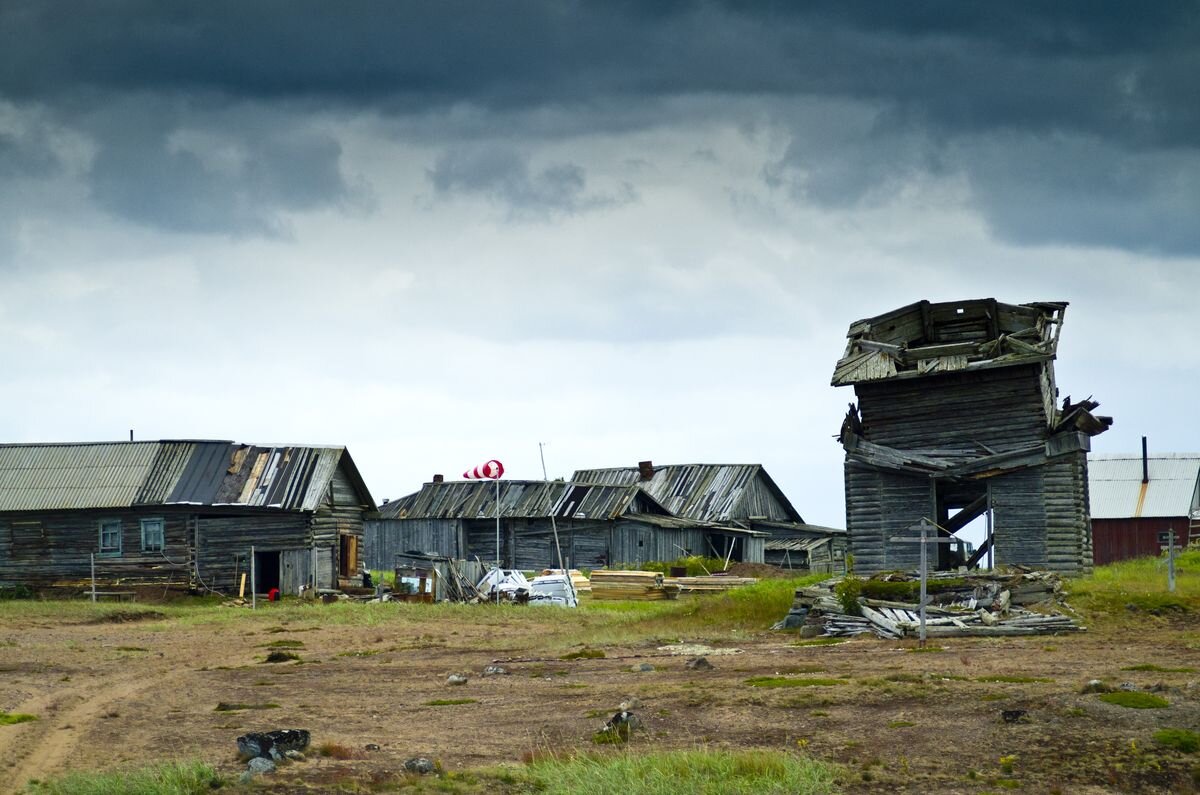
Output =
[
  {"x1": 83, "y1": 108, "x2": 363, "y2": 235},
  {"x1": 2, "y1": 1, "x2": 1197, "y2": 247},
  {"x1": 427, "y1": 146, "x2": 634, "y2": 218}
]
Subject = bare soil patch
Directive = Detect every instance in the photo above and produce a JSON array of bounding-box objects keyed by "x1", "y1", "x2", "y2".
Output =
[{"x1": 0, "y1": 599, "x2": 1197, "y2": 793}]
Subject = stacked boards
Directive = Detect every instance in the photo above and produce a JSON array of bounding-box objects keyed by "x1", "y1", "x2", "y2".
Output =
[
  {"x1": 664, "y1": 575, "x2": 758, "y2": 593},
  {"x1": 590, "y1": 570, "x2": 680, "y2": 601}
]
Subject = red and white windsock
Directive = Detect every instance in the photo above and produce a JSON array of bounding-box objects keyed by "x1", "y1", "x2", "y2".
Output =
[{"x1": 463, "y1": 459, "x2": 505, "y2": 480}]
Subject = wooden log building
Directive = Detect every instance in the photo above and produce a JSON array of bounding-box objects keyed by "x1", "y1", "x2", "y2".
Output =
[
  {"x1": 832, "y1": 299, "x2": 1112, "y2": 575},
  {"x1": 0, "y1": 440, "x2": 375, "y2": 595},
  {"x1": 363, "y1": 461, "x2": 819, "y2": 572}
]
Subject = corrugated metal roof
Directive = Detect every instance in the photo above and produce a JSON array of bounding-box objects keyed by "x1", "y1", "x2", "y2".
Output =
[
  {"x1": 0, "y1": 440, "x2": 372, "y2": 513},
  {"x1": 0, "y1": 442, "x2": 165, "y2": 511},
  {"x1": 1088, "y1": 454, "x2": 1200, "y2": 519},
  {"x1": 377, "y1": 480, "x2": 658, "y2": 522},
  {"x1": 570, "y1": 463, "x2": 803, "y2": 523}
]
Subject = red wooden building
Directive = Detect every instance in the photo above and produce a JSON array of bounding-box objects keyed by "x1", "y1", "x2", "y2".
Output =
[{"x1": 1088, "y1": 451, "x2": 1199, "y2": 565}]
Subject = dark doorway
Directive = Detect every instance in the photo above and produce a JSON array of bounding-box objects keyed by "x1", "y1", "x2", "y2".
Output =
[
  {"x1": 255, "y1": 550, "x2": 281, "y2": 592},
  {"x1": 934, "y1": 481, "x2": 989, "y2": 570}
]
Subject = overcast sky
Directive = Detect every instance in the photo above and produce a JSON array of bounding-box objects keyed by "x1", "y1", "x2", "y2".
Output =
[{"x1": 2, "y1": 2, "x2": 1198, "y2": 529}]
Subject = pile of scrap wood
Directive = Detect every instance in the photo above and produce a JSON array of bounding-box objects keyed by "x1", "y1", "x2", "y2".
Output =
[
  {"x1": 663, "y1": 574, "x2": 758, "y2": 593},
  {"x1": 590, "y1": 570, "x2": 680, "y2": 601},
  {"x1": 777, "y1": 568, "x2": 1083, "y2": 639}
]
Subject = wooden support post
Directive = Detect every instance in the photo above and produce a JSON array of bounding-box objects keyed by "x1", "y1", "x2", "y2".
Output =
[
  {"x1": 251, "y1": 545, "x2": 257, "y2": 611},
  {"x1": 90, "y1": 553, "x2": 97, "y2": 603},
  {"x1": 239, "y1": 572, "x2": 247, "y2": 599}
]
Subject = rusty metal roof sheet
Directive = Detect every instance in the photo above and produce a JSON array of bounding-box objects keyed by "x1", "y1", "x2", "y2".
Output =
[
  {"x1": 570, "y1": 463, "x2": 803, "y2": 523},
  {"x1": 378, "y1": 480, "x2": 664, "y2": 521},
  {"x1": 0, "y1": 440, "x2": 372, "y2": 513},
  {"x1": 1088, "y1": 454, "x2": 1200, "y2": 519},
  {"x1": 832, "y1": 299, "x2": 1067, "y2": 386}
]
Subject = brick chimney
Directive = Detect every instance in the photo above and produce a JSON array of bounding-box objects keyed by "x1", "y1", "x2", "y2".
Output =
[
  {"x1": 432, "y1": 474, "x2": 444, "y2": 483},
  {"x1": 637, "y1": 460, "x2": 654, "y2": 481}
]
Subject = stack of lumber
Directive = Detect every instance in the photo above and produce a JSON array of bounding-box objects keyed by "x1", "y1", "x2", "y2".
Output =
[
  {"x1": 663, "y1": 575, "x2": 758, "y2": 593},
  {"x1": 541, "y1": 569, "x2": 591, "y2": 593},
  {"x1": 777, "y1": 568, "x2": 1083, "y2": 639},
  {"x1": 590, "y1": 570, "x2": 679, "y2": 601}
]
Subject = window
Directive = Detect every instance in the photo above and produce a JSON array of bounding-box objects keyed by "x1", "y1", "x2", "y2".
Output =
[
  {"x1": 98, "y1": 519, "x2": 122, "y2": 555},
  {"x1": 140, "y1": 518, "x2": 164, "y2": 552}
]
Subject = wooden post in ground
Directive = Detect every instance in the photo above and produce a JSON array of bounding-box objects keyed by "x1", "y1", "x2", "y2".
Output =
[{"x1": 890, "y1": 518, "x2": 958, "y2": 648}]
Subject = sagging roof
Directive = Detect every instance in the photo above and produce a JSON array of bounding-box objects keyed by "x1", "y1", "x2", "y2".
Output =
[
  {"x1": 0, "y1": 440, "x2": 373, "y2": 513},
  {"x1": 1088, "y1": 454, "x2": 1200, "y2": 520},
  {"x1": 377, "y1": 480, "x2": 669, "y2": 522},
  {"x1": 570, "y1": 463, "x2": 803, "y2": 524},
  {"x1": 833, "y1": 299, "x2": 1067, "y2": 386}
]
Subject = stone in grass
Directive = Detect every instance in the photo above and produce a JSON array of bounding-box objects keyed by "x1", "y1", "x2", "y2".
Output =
[
  {"x1": 483, "y1": 665, "x2": 509, "y2": 676},
  {"x1": 685, "y1": 657, "x2": 714, "y2": 671},
  {"x1": 446, "y1": 673, "x2": 469, "y2": 686},
  {"x1": 1001, "y1": 710, "x2": 1027, "y2": 724},
  {"x1": 240, "y1": 756, "x2": 276, "y2": 783},
  {"x1": 595, "y1": 710, "x2": 642, "y2": 744},
  {"x1": 630, "y1": 663, "x2": 654, "y2": 673},
  {"x1": 237, "y1": 729, "x2": 311, "y2": 760},
  {"x1": 1081, "y1": 679, "x2": 1112, "y2": 694},
  {"x1": 404, "y1": 757, "x2": 437, "y2": 774}
]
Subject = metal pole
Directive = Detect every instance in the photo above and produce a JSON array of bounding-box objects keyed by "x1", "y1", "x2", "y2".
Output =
[
  {"x1": 251, "y1": 545, "x2": 257, "y2": 610},
  {"x1": 919, "y1": 521, "x2": 928, "y2": 648},
  {"x1": 91, "y1": 553, "x2": 97, "y2": 603},
  {"x1": 495, "y1": 477, "x2": 501, "y2": 604},
  {"x1": 1168, "y1": 527, "x2": 1176, "y2": 593}
]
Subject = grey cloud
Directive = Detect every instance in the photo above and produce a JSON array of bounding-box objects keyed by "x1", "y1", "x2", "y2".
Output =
[
  {"x1": 86, "y1": 111, "x2": 363, "y2": 235},
  {"x1": 3, "y1": 1, "x2": 1199, "y2": 249},
  {"x1": 967, "y1": 135, "x2": 1200, "y2": 256},
  {"x1": 427, "y1": 146, "x2": 634, "y2": 218}
]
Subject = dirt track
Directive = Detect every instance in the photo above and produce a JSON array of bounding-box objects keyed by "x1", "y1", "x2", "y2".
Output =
[{"x1": 1, "y1": 601, "x2": 1198, "y2": 793}]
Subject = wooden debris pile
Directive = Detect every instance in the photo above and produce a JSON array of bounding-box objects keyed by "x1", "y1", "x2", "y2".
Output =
[
  {"x1": 779, "y1": 569, "x2": 1084, "y2": 639},
  {"x1": 663, "y1": 574, "x2": 758, "y2": 593},
  {"x1": 590, "y1": 570, "x2": 680, "y2": 601}
]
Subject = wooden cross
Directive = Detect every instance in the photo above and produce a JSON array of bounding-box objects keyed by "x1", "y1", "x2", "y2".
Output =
[{"x1": 889, "y1": 518, "x2": 959, "y2": 647}]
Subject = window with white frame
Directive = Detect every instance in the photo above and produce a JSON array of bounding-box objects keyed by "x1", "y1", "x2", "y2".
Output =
[
  {"x1": 140, "y1": 518, "x2": 164, "y2": 552},
  {"x1": 98, "y1": 519, "x2": 122, "y2": 555}
]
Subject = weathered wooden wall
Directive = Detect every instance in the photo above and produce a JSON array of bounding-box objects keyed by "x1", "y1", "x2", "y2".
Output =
[
  {"x1": 855, "y1": 364, "x2": 1051, "y2": 452},
  {"x1": 844, "y1": 463, "x2": 931, "y2": 573},
  {"x1": 194, "y1": 512, "x2": 312, "y2": 593},
  {"x1": 0, "y1": 508, "x2": 192, "y2": 587},
  {"x1": 739, "y1": 478, "x2": 796, "y2": 521}
]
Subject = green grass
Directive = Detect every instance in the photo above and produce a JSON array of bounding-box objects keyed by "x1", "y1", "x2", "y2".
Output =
[
  {"x1": 521, "y1": 748, "x2": 839, "y2": 794},
  {"x1": 1, "y1": 712, "x2": 37, "y2": 725},
  {"x1": 1098, "y1": 692, "x2": 1169, "y2": 709},
  {"x1": 1153, "y1": 728, "x2": 1200, "y2": 753},
  {"x1": 745, "y1": 676, "x2": 847, "y2": 688},
  {"x1": 793, "y1": 637, "x2": 850, "y2": 647},
  {"x1": 1121, "y1": 663, "x2": 1195, "y2": 673},
  {"x1": 24, "y1": 760, "x2": 221, "y2": 794},
  {"x1": 424, "y1": 698, "x2": 479, "y2": 706},
  {"x1": 1068, "y1": 550, "x2": 1200, "y2": 620},
  {"x1": 561, "y1": 648, "x2": 606, "y2": 660}
]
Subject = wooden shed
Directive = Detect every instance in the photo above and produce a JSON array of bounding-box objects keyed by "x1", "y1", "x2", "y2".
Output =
[
  {"x1": 832, "y1": 299, "x2": 1112, "y2": 575},
  {"x1": 1088, "y1": 449, "x2": 1198, "y2": 564},
  {"x1": 0, "y1": 440, "x2": 374, "y2": 595}
]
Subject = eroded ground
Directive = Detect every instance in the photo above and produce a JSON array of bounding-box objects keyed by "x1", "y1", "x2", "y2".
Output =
[{"x1": 0, "y1": 599, "x2": 1197, "y2": 794}]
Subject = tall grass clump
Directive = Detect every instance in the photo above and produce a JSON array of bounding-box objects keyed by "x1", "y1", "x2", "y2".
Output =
[
  {"x1": 523, "y1": 748, "x2": 840, "y2": 795},
  {"x1": 1068, "y1": 549, "x2": 1200, "y2": 619},
  {"x1": 25, "y1": 760, "x2": 222, "y2": 795}
]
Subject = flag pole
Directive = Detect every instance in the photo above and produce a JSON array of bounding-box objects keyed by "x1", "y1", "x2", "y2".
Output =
[{"x1": 495, "y1": 476, "x2": 501, "y2": 603}]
